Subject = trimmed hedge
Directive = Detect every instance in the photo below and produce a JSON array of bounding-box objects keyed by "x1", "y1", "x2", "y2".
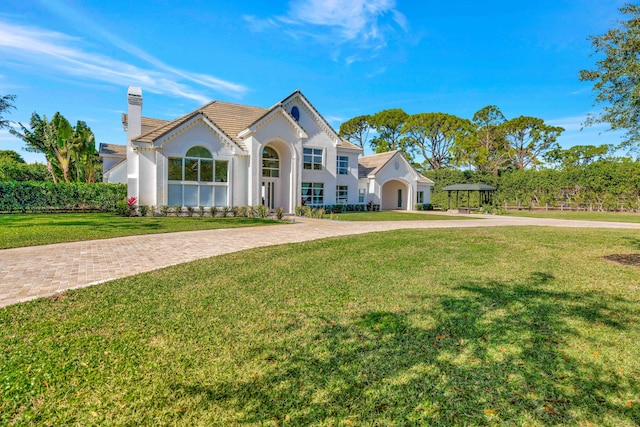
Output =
[
  {"x1": 424, "y1": 161, "x2": 640, "y2": 211},
  {"x1": 0, "y1": 182, "x2": 127, "y2": 213}
]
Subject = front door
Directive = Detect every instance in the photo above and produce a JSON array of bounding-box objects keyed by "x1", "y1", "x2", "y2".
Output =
[{"x1": 262, "y1": 179, "x2": 276, "y2": 210}]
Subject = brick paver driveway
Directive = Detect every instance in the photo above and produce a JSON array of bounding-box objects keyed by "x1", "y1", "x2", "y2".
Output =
[{"x1": 2, "y1": 214, "x2": 640, "y2": 308}]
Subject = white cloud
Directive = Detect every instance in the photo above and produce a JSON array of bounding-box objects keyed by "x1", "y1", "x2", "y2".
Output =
[
  {"x1": 245, "y1": 0, "x2": 407, "y2": 61},
  {"x1": 0, "y1": 21, "x2": 248, "y2": 102},
  {"x1": 547, "y1": 114, "x2": 610, "y2": 132}
]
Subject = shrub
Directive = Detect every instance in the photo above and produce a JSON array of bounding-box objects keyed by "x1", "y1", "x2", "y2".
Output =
[
  {"x1": 256, "y1": 205, "x2": 269, "y2": 218},
  {"x1": 198, "y1": 206, "x2": 205, "y2": 217},
  {"x1": 160, "y1": 205, "x2": 170, "y2": 217},
  {"x1": 139, "y1": 205, "x2": 149, "y2": 217},
  {"x1": 209, "y1": 206, "x2": 218, "y2": 217},
  {"x1": 414, "y1": 203, "x2": 423, "y2": 211},
  {"x1": 221, "y1": 206, "x2": 231, "y2": 217},
  {"x1": 186, "y1": 206, "x2": 195, "y2": 217},
  {"x1": 116, "y1": 200, "x2": 129, "y2": 216},
  {"x1": 275, "y1": 206, "x2": 285, "y2": 220},
  {"x1": 173, "y1": 205, "x2": 182, "y2": 217}
]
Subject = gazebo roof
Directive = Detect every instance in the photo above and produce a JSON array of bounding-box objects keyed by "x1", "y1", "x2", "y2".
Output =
[{"x1": 441, "y1": 184, "x2": 496, "y2": 191}]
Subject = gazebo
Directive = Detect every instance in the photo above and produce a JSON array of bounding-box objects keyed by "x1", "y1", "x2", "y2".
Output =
[{"x1": 441, "y1": 183, "x2": 497, "y2": 212}]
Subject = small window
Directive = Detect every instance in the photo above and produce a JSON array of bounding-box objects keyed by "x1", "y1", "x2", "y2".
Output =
[
  {"x1": 215, "y1": 160, "x2": 228, "y2": 182},
  {"x1": 358, "y1": 188, "x2": 365, "y2": 203},
  {"x1": 302, "y1": 182, "x2": 324, "y2": 205},
  {"x1": 291, "y1": 106, "x2": 300, "y2": 121},
  {"x1": 337, "y1": 156, "x2": 349, "y2": 175},
  {"x1": 416, "y1": 191, "x2": 424, "y2": 204},
  {"x1": 168, "y1": 158, "x2": 183, "y2": 180},
  {"x1": 262, "y1": 146, "x2": 280, "y2": 178},
  {"x1": 336, "y1": 185, "x2": 348, "y2": 204},
  {"x1": 303, "y1": 148, "x2": 322, "y2": 170}
]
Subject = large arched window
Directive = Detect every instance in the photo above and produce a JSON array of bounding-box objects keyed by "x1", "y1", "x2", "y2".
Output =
[
  {"x1": 167, "y1": 146, "x2": 229, "y2": 207},
  {"x1": 262, "y1": 146, "x2": 280, "y2": 177}
]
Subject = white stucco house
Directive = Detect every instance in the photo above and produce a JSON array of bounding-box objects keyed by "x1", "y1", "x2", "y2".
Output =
[{"x1": 99, "y1": 86, "x2": 433, "y2": 212}]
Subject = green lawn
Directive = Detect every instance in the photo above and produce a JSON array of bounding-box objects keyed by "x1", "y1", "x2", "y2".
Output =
[
  {"x1": 2, "y1": 227, "x2": 639, "y2": 426},
  {"x1": 331, "y1": 211, "x2": 473, "y2": 221},
  {"x1": 0, "y1": 213, "x2": 280, "y2": 249},
  {"x1": 505, "y1": 210, "x2": 640, "y2": 223}
]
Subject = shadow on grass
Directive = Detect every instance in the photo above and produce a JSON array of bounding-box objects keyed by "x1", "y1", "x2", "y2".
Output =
[{"x1": 172, "y1": 272, "x2": 639, "y2": 425}]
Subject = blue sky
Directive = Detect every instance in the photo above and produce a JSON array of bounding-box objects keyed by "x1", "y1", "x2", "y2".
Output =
[{"x1": 0, "y1": 0, "x2": 629, "y2": 164}]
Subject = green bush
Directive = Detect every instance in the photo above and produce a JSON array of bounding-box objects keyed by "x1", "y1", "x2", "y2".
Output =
[
  {"x1": 0, "y1": 182, "x2": 126, "y2": 213},
  {"x1": 115, "y1": 200, "x2": 128, "y2": 216}
]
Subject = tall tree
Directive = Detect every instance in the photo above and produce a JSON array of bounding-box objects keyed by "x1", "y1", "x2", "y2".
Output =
[
  {"x1": 11, "y1": 113, "x2": 58, "y2": 183},
  {"x1": 503, "y1": 116, "x2": 564, "y2": 169},
  {"x1": 0, "y1": 94, "x2": 16, "y2": 130},
  {"x1": 11, "y1": 112, "x2": 97, "y2": 183},
  {"x1": 368, "y1": 108, "x2": 411, "y2": 157},
  {"x1": 453, "y1": 105, "x2": 512, "y2": 174},
  {"x1": 71, "y1": 120, "x2": 98, "y2": 183},
  {"x1": 544, "y1": 144, "x2": 612, "y2": 168},
  {"x1": 339, "y1": 115, "x2": 371, "y2": 148},
  {"x1": 402, "y1": 112, "x2": 472, "y2": 170},
  {"x1": 579, "y1": 3, "x2": 640, "y2": 150},
  {"x1": 45, "y1": 113, "x2": 76, "y2": 183}
]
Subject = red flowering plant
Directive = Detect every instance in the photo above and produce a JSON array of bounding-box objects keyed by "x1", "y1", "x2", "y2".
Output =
[{"x1": 127, "y1": 197, "x2": 138, "y2": 217}]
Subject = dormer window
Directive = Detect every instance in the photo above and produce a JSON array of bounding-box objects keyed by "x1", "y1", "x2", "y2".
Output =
[{"x1": 291, "y1": 106, "x2": 300, "y2": 121}]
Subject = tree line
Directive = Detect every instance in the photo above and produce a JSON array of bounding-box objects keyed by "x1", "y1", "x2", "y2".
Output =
[
  {"x1": 339, "y1": 106, "x2": 565, "y2": 173},
  {"x1": 0, "y1": 95, "x2": 100, "y2": 184}
]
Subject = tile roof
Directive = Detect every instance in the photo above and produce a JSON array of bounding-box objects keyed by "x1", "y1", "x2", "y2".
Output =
[
  {"x1": 358, "y1": 150, "x2": 433, "y2": 184},
  {"x1": 132, "y1": 101, "x2": 267, "y2": 151},
  {"x1": 358, "y1": 151, "x2": 397, "y2": 179},
  {"x1": 338, "y1": 138, "x2": 362, "y2": 150},
  {"x1": 121, "y1": 114, "x2": 170, "y2": 131},
  {"x1": 99, "y1": 143, "x2": 126, "y2": 157}
]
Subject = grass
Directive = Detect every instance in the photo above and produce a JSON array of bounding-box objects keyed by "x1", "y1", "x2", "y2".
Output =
[
  {"x1": 330, "y1": 211, "x2": 473, "y2": 221},
  {"x1": 0, "y1": 213, "x2": 280, "y2": 249},
  {"x1": 505, "y1": 210, "x2": 640, "y2": 223},
  {"x1": 1, "y1": 227, "x2": 639, "y2": 426}
]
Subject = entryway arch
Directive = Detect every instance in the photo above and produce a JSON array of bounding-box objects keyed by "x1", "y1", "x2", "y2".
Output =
[
  {"x1": 260, "y1": 141, "x2": 292, "y2": 212},
  {"x1": 381, "y1": 179, "x2": 410, "y2": 210}
]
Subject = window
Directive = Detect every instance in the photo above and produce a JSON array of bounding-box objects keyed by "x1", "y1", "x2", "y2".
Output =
[
  {"x1": 167, "y1": 146, "x2": 229, "y2": 207},
  {"x1": 336, "y1": 186, "x2": 348, "y2": 204},
  {"x1": 417, "y1": 191, "x2": 424, "y2": 204},
  {"x1": 262, "y1": 146, "x2": 280, "y2": 177},
  {"x1": 337, "y1": 156, "x2": 349, "y2": 175},
  {"x1": 397, "y1": 189, "x2": 403, "y2": 208},
  {"x1": 358, "y1": 188, "x2": 366, "y2": 203},
  {"x1": 291, "y1": 106, "x2": 300, "y2": 121},
  {"x1": 302, "y1": 182, "x2": 324, "y2": 205},
  {"x1": 303, "y1": 148, "x2": 322, "y2": 170}
]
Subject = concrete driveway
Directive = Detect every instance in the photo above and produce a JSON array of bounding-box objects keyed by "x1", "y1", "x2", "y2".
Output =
[{"x1": 2, "y1": 214, "x2": 640, "y2": 308}]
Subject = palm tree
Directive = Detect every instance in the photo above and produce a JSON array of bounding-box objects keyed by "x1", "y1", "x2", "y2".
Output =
[{"x1": 11, "y1": 113, "x2": 59, "y2": 183}]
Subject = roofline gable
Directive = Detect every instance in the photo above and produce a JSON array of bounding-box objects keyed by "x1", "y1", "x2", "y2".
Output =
[
  {"x1": 279, "y1": 90, "x2": 343, "y2": 146},
  {"x1": 135, "y1": 113, "x2": 246, "y2": 154},
  {"x1": 361, "y1": 150, "x2": 434, "y2": 184},
  {"x1": 238, "y1": 105, "x2": 308, "y2": 139}
]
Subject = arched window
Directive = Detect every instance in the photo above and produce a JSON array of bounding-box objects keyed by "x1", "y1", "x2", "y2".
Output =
[
  {"x1": 167, "y1": 146, "x2": 229, "y2": 207},
  {"x1": 291, "y1": 106, "x2": 300, "y2": 121},
  {"x1": 262, "y1": 146, "x2": 280, "y2": 177}
]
